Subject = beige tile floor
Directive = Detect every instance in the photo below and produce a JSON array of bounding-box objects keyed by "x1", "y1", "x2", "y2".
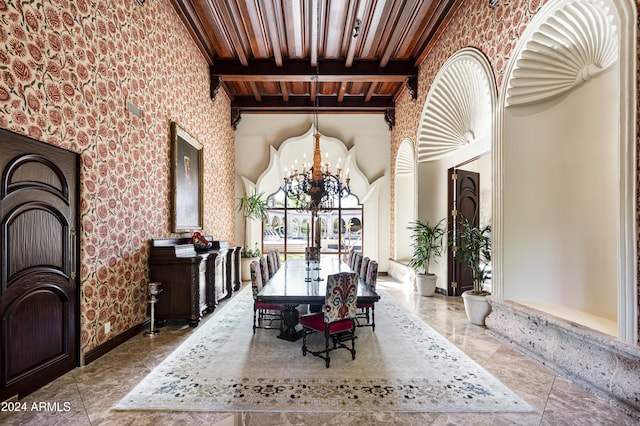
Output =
[{"x1": 0, "y1": 276, "x2": 636, "y2": 426}]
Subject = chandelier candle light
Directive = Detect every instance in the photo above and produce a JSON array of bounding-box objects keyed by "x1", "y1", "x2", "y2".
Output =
[{"x1": 282, "y1": 132, "x2": 351, "y2": 251}]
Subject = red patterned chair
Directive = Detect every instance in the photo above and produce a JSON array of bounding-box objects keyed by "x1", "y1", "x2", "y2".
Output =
[
  {"x1": 300, "y1": 272, "x2": 358, "y2": 368},
  {"x1": 356, "y1": 260, "x2": 378, "y2": 331},
  {"x1": 250, "y1": 260, "x2": 285, "y2": 334}
]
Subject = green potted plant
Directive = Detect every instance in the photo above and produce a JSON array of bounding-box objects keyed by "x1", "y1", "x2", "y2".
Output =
[
  {"x1": 452, "y1": 215, "x2": 492, "y2": 325},
  {"x1": 236, "y1": 189, "x2": 267, "y2": 281},
  {"x1": 407, "y1": 219, "x2": 445, "y2": 297}
]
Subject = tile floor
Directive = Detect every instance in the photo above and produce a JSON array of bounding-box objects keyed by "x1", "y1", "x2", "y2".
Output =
[{"x1": 0, "y1": 276, "x2": 636, "y2": 425}]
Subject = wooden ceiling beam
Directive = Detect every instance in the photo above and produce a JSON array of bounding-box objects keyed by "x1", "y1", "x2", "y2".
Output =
[
  {"x1": 231, "y1": 95, "x2": 394, "y2": 112},
  {"x1": 169, "y1": 0, "x2": 217, "y2": 65},
  {"x1": 212, "y1": 59, "x2": 417, "y2": 82}
]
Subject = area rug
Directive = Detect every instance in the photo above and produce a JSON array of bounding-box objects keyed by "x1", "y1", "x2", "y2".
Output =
[{"x1": 113, "y1": 286, "x2": 533, "y2": 413}]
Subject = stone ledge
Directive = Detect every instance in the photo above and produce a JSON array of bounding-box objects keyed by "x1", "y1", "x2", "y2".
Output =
[{"x1": 486, "y1": 297, "x2": 640, "y2": 420}]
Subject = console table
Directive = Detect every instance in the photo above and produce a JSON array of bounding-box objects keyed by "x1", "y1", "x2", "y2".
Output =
[{"x1": 148, "y1": 237, "x2": 228, "y2": 327}]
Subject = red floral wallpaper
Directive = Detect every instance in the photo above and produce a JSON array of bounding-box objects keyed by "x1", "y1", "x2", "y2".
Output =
[{"x1": 0, "y1": 0, "x2": 235, "y2": 354}]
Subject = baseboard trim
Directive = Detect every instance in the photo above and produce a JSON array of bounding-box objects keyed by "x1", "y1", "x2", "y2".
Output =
[{"x1": 84, "y1": 320, "x2": 150, "y2": 365}]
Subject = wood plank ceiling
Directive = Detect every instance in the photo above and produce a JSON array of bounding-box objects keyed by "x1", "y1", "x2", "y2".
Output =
[{"x1": 168, "y1": 0, "x2": 464, "y2": 127}]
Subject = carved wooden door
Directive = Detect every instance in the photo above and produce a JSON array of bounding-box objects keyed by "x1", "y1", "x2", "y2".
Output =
[
  {"x1": 0, "y1": 129, "x2": 79, "y2": 400},
  {"x1": 447, "y1": 168, "x2": 480, "y2": 296}
]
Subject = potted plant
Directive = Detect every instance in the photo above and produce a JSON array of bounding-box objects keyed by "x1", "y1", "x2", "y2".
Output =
[
  {"x1": 407, "y1": 219, "x2": 445, "y2": 296},
  {"x1": 452, "y1": 215, "x2": 492, "y2": 325},
  {"x1": 236, "y1": 189, "x2": 267, "y2": 281}
]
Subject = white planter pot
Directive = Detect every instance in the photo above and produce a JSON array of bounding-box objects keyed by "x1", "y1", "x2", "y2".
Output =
[
  {"x1": 241, "y1": 257, "x2": 259, "y2": 282},
  {"x1": 416, "y1": 273, "x2": 437, "y2": 297},
  {"x1": 461, "y1": 290, "x2": 492, "y2": 325}
]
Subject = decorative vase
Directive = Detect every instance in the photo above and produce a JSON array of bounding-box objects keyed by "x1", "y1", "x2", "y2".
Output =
[
  {"x1": 416, "y1": 273, "x2": 437, "y2": 297},
  {"x1": 461, "y1": 290, "x2": 491, "y2": 325}
]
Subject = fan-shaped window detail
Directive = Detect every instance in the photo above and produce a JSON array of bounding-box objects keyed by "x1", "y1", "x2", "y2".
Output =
[
  {"x1": 396, "y1": 139, "x2": 415, "y2": 176},
  {"x1": 506, "y1": 0, "x2": 618, "y2": 107},
  {"x1": 417, "y1": 50, "x2": 492, "y2": 162}
]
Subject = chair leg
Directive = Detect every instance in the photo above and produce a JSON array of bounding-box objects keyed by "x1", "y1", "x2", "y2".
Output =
[
  {"x1": 324, "y1": 329, "x2": 330, "y2": 368},
  {"x1": 371, "y1": 305, "x2": 375, "y2": 332},
  {"x1": 253, "y1": 306, "x2": 257, "y2": 334},
  {"x1": 302, "y1": 330, "x2": 308, "y2": 356}
]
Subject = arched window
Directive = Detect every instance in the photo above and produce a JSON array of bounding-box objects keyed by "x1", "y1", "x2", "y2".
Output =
[{"x1": 264, "y1": 188, "x2": 363, "y2": 259}]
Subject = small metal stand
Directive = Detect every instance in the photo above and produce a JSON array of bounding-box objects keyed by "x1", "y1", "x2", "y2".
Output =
[{"x1": 144, "y1": 282, "x2": 162, "y2": 337}]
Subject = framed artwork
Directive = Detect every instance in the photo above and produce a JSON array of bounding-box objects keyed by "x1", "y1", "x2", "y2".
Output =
[{"x1": 170, "y1": 121, "x2": 203, "y2": 233}]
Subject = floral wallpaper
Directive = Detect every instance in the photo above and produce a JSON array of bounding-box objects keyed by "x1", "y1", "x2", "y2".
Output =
[
  {"x1": 0, "y1": 0, "x2": 235, "y2": 355},
  {"x1": 391, "y1": 0, "x2": 640, "y2": 343}
]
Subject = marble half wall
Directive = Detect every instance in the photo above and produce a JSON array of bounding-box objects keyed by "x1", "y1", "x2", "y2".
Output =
[{"x1": 486, "y1": 297, "x2": 640, "y2": 420}]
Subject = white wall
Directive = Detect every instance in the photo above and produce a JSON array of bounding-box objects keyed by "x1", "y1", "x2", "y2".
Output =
[
  {"x1": 234, "y1": 113, "x2": 391, "y2": 270},
  {"x1": 503, "y1": 67, "x2": 619, "y2": 322}
]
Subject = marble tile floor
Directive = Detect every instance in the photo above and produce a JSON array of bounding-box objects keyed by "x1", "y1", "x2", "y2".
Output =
[{"x1": 0, "y1": 276, "x2": 635, "y2": 426}]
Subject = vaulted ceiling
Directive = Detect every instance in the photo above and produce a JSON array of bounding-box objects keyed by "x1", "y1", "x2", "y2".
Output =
[{"x1": 169, "y1": 0, "x2": 463, "y2": 124}]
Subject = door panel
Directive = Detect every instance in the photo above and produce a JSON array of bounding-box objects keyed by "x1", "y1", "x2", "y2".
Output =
[
  {"x1": 0, "y1": 128, "x2": 79, "y2": 401},
  {"x1": 447, "y1": 169, "x2": 479, "y2": 296}
]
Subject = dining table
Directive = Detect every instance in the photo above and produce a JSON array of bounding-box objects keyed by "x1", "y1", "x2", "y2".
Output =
[{"x1": 257, "y1": 256, "x2": 380, "y2": 341}]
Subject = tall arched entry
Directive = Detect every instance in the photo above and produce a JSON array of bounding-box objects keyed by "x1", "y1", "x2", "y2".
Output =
[{"x1": 394, "y1": 138, "x2": 416, "y2": 262}]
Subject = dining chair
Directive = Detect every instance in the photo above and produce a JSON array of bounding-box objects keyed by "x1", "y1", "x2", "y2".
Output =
[
  {"x1": 259, "y1": 256, "x2": 270, "y2": 285},
  {"x1": 356, "y1": 260, "x2": 378, "y2": 331},
  {"x1": 274, "y1": 249, "x2": 281, "y2": 269},
  {"x1": 305, "y1": 246, "x2": 320, "y2": 261},
  {"x1": 359, "y1": 256, "x2": 370, "y2": 278},
  {"x1": 300, "y1": 272, "x2": 358, "y2": 368},
  {"x1": 347, "y1": 249, "x2": 357, "y2": 268},
  {"x1": 266, "y1": 251, "x2": 278, "y2": 276},
  {"x1": 352, "y1": 253, "x2": 363, "y2": 277},
  {"x1": 250, "y1": 261, "x2": 285, "y2": 334}
]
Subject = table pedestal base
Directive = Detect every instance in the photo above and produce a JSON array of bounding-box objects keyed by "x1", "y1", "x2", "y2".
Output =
[{"x1": 278, "y1": 305, "x2": 305, "y2": 341}]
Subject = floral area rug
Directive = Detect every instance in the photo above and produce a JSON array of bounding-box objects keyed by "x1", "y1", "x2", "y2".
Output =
[{"x1": 113, "y1": 285, "x2": 533, "y2": 413}]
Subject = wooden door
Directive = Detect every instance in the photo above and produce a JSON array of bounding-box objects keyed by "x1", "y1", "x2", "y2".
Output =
[
  {"x1": 0, "y1": 128, "x2": 79, "y2": 401},
  {"x1": 447, "y1": 168, "x2": 479, "y2": 296}
]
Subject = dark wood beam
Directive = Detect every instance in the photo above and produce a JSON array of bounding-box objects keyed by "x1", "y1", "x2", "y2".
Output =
[
  {"x1": 168, "y1": 0, "x2": 216, "y2": 65},
  {"x1": 211, "y1": 59, "x2": 417, "y2": 82},
  {"x1": 231, "y1": 95, "x2": 394, "y2": 112}
]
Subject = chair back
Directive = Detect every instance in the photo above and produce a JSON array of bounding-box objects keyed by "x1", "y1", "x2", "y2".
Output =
[
  {"x1": 359, "y1": 256, "x2": 370, "y2": 278},
  {"x1": 274, "y1": 249, "x2": 281, "y2": 268},
  {"x1": 305, "y1": 246, "x2": 320, "y2": 261},
  {"x1": 365, "y1": 260, "x2": 378, "y2": 289},
  {"x1": 259, "y1": 256, "x2": 270, "y2": 284},
  {"x1": 348, "y1": 250, "x2": 357, "y2": 268},
  {"x1": 324, "y1": 272, "x2": 358, "y2": 323},
  {"x1": 352, "y1": 253, "x2": 363, "y2": 276},
  {"x1": 266, "y1": 251, "x2": 277, "y2": 275},
  {"x1": 250, "y1": 260, "x2": 263, "y2": 299}
]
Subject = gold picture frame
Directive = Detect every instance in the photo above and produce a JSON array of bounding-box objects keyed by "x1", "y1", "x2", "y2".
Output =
[{"x1": 170, "y1": 121, "x2": 203, "y2": 233}]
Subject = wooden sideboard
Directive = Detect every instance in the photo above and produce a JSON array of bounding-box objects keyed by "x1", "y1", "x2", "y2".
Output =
[{"x1": 148, "y1": 237, "x2": 231, "y2": 327}]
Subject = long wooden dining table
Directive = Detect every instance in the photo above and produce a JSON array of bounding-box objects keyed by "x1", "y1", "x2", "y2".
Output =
[{"x1": 257, "y1": 256, "x2": 380, "y2": 341}]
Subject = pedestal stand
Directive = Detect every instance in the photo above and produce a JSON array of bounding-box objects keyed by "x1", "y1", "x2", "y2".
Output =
[{"x1": 144, "y1": 282, "x2": 162, "y2": 337}]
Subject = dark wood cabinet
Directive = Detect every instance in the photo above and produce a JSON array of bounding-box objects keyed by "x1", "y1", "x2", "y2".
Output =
[{"x1": 148, "y1": 237, "x2": 229, "y2": 327}]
